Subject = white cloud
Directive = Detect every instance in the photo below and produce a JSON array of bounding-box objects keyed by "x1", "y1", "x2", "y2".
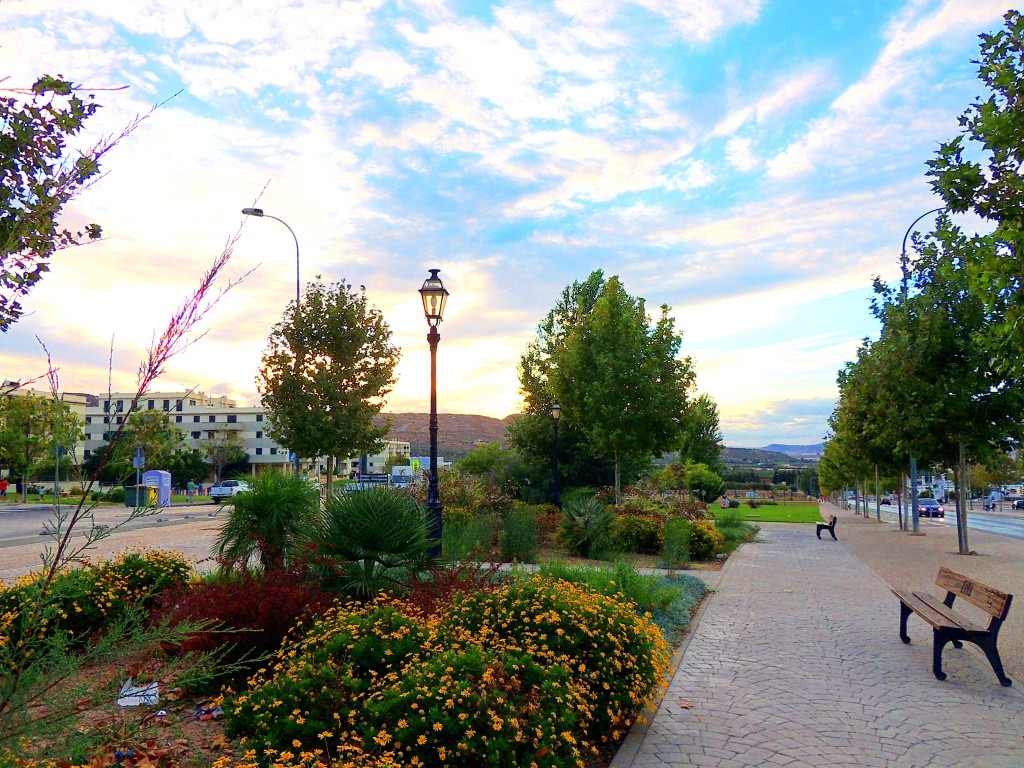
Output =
[
  {"x1": 631, "y1": 0, "x2": 763, "y2": 44},
  {"x1": 726, "y1": 136, "x2": 759, "y2": 172}
]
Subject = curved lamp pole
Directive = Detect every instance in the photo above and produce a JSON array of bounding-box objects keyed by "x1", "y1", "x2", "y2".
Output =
[
  {"x1": 899, "y1": 206, "x2": 943, "y2": 535},
  {"x1": 550, "y1": 401, "x2": 561, "y2": 507},
  {"x1": 419, "y1": 269, "x2": 449, "y2": 557},
  {"x1": 241, "y1": 207, "x2": 302, "y2": 474}
]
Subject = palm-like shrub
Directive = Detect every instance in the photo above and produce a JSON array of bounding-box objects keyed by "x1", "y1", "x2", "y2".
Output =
[
  {"x1": 558, "y1": 496, "x2": 614, "y2": 558},
  {"x1": 213, "y1": 470, "x2": 320, "y2": 571},
  {"x1": 313, "y1": 486, "x2": 432, "y2": 597}
]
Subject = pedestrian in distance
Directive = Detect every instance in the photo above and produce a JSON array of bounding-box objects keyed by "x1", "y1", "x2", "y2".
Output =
[
  {"x1": 0, "y1": 478, "x2": 8, "y2": 501},
  {"x1": 186, "y1": 480, "x2": 196, "y2": 505}
]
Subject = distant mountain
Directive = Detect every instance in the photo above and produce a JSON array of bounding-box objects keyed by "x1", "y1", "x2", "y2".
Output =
[
  {"x1": 761, "y1": 443, "x2": 825, "y2": 459},
  {"x1": 379, "y1": 412, "x2": 517, "y2": 458}
]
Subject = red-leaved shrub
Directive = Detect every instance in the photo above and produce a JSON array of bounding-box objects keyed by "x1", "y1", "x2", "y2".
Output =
[{"x1": 151, "y1": 568, "x2": 334, "y2": 680}]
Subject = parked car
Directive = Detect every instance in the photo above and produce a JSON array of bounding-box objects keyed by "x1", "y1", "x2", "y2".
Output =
[
  {"x1": 917, "y1": 498, "x2": 945, "y2": 518},
  {"x1": 209, "y1": 479, "x2": 251, "y2": 501},
  {"x1": 1013, "y1": 499, "x2": 1024, "y2": 510},
  {"x1": 880, "y1": 497, "x2": 891, "y2": 505}
]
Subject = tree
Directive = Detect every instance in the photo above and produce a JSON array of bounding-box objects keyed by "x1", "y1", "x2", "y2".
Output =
[
  {"x1": 926, "y1": 11, "x2": 1024, "y2": 377},
  {"x1": 0, "y1": 76, "x2": 150, "y2": 332},
  {"x1": 163, "y1": 448, "x2": 208, "y2": 487},
  {"x1": 551, "y1": 275, "x2": 694, "y2": 501},
  {"x1": 256, "y1": 280, "x2": 400, "y2": 491},
  {"x1": 119, "y1": 410, "x2": 185, "y2": 469},
  {"x1": 0, "y1": 393, "x2": 82, "y2": 501},
  {"x1": 678, "y1": 393, "x2": 724, "y2": 474},
  {"x1": 685, "y1": 462, "x2": 724, "y2": 502},
  {"x1": 200, "y1": 429, "x2": 248, "y2": 483}
]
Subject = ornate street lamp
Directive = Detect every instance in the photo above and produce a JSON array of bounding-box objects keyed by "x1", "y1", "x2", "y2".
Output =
[
  {"x1": 241, "y1": 206, "x2": 302, "y2": 475},
  {"x1": 550, "y1": 401, "x2": 561, "y2": 507},
  {"x1": 419, "y1": 269, "x2": 449, "y2": 556}
]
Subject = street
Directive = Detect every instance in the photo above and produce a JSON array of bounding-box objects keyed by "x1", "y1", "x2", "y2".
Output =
[{"x1": 853, "y1": 502, "x2": 1024, "y2": 541}]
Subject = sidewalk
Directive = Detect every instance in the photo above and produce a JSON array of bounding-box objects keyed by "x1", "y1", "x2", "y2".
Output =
[{"x1": 613, "y1": 506, "x2": 1024, "y2": 767}]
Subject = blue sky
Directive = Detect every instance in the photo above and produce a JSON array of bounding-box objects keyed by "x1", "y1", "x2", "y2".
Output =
[{"x1": 0, "y1": 0, "x2": 1009, "y2": 447}]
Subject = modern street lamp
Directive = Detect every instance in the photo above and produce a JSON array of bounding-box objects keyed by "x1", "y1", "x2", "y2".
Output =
[
  {"x1": 241, "y1": 207, "x2": 300, "y2": 306},
  {"x1": 900, "y1": 206, "x2": 943, "y2": 535},
  {"x1": 419, "y1": 269, "x2": 449, "y2": 556},
  {"x1": 241, "y1": 206, "x2": 302, "y2": 475},
  {"x1": 550, "y1": 401, "x2": 561, "y2": 507}
]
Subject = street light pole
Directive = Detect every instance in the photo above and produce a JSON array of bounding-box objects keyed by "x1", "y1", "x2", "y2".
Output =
[
  {"x1": 241, "y1": 207, "x2": 302, "y2": 475},
  {"x1": 550, "y1": 401, "x2": 561, "y2": 507},
  {"x1": 900, "y1": 207, "x2": 943, "y2": 535},
  {"x1": 419, "y1": 269, "x2": 449, "y2": 557}
]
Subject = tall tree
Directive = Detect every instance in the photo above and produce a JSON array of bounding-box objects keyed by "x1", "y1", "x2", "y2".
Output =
[
  {"x1": 551, "y1": 275, "x2": 694, "y2": 501},
  {"x1": 0, "y1": 394, "x2": 82, "y2": 501},
  {"x1": 678, "y1": 393, "x2": 724, "y2": 474},
  {"x1": 1, "y1": 75, "x2": 151, "y2": 331},
  {"x1": 926, "y1": 10, "x2": 1024, "y2": 377},
  {"x1": 256, "y1": 280, "x2": 400, "y2": 491}
]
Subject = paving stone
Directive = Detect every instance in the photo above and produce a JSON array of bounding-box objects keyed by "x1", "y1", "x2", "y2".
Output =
[{"x1": 611, "y1": 520, "x2": 1024, "y2": 768}]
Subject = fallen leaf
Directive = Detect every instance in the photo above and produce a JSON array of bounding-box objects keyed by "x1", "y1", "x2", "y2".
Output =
[{"x1": 679, "y1": 701, "x2": 693, "y2": 709}]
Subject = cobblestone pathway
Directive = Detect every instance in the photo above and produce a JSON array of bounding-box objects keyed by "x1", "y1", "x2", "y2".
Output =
[{"x1": 613, "y1": 524, "x2": 1024, "y2": 768}]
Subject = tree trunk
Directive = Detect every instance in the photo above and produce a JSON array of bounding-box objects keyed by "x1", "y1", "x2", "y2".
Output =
[
  {"x1": 956, "y1": 442, "x2": 970, "y2": 555},
  {"x1": 327, "y1": 454, "x2": 334, "y2": 496},
  {"x1": 610, "y1": 450, "x2": 618, "y2": 505},
  {"x1": 875, "y1": 465, "x2": 881, "y2": 521}
]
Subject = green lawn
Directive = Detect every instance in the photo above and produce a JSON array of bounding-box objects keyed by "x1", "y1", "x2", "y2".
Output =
[{"x1": 730, "y1": 502, "x2": 822, "y2": 523}]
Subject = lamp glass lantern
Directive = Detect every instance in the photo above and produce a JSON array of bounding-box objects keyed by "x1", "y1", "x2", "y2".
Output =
[
  {"x1": 419, "y1": 269, "x2": 449, "y2": 326},
  {"x1": 550, "y1": 401, "x2": 561, "y2": 422}
]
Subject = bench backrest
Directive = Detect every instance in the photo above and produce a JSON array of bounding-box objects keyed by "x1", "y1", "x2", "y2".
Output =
[{"x1": 936, "y1": 567, "x2": 1012, "y2": 620}]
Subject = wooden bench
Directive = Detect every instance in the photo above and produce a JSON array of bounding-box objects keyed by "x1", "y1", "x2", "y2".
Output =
[
  {"x1": 892, "y1": 567, "x2": 1013, "y2": 686},
  {"x1": 815, "y1": 515, "x2": 837, "y2": 540}
]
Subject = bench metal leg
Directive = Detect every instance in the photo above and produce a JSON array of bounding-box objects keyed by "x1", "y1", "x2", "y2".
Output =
[
  {"x1": 975, "y1": 637, "x2": 1013, "y2": 687},
  {"x1": 899, "y1": 602, "x2": 912, "y2": 644},
  {"x1": 827, "y1": 524, "x2": 837, "y2": 540},
  {"x1": 932, "y1": 630, "x2": 949, "y2": 681}
]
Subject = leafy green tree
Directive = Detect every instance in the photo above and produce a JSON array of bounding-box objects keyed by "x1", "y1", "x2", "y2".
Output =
[
  {"x1": 678, "y1": 393, "x2": 724, "y2": 474},
  {"x1": 551, "y1": 276, "x2": 694, "y2": 501},
  {"x1": 256, "y1": 280, "x2": 400, "y2": 491},
  {"x1": 684, "y1": 462, "x2": 724, "y2": 502},
  {"x1": 926, "y1": 11, "x2": 1024, "y2": 375},
  {"x1": 164, "y1": 448, "x2": 208, "y2": 487},
  {"x1": 0, "y1": 394, "x2": 82, "y2": 500},
  {"x1": 200, "y1": 429, "x2": 248, "y2": 482},
  {"x1": 119, "y1": 410, "x2": 185, "y2": 469},
  {"x1": 0, "y1": 76, "x2": 139, "y2": 331}
]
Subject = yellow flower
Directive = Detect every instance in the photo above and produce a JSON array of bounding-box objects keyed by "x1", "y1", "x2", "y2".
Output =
[{"x1": 432, "y1": 722, "x2": 443, "y2": 732}]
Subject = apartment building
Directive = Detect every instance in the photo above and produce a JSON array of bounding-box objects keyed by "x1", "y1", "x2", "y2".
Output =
[
  {"x1": 81, "y1": 391, "x2": 410, "y2": 480},
  {"x1": 1, "y1": 382, "x2": 90, "y2": 463}
]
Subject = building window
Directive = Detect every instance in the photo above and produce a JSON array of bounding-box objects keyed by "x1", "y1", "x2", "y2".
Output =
[
  {"x1": 255, "y1": 447, "x2": 263, "y2": 455},
  {"x1": 256, "y1": 431, "x2": 262, "y2": 439},
  {"x1": 175, "y1": 401, "x2": 182, "y2": 412},
  {"x1": 207, "y1": 431, "x2": 215, "y2": 439},
  {"x1": 193, "y1": 415, "x2": 200, "y2": 423},
  {"x1": 227, "y1": 415, "x2": 237, "y2": 424},
  {"x1": 85, "y1": 416, "x2": 92, "y2": 424},
  {"x1": 256, "y1": 414, "x2": 263, "y2": 422},
  {"x1": 117, "y1": 400, "x2": 124, "y2": 411},
  {"x1": 147, "y1": 400, "x2": 154, "y2": 410},
  {"x1": 270, "y1": 447, "x2": 277, "y2": 455},
  {"x1": 84, "y1": 449, "x2": 91, "y2": 458},
  {"x1": 208, "y1": 415, "x2": 216, "y2": 423},
  {"x1": 103, "y1": 400, "x2": 110, "y2": 412},
  {"x1": 190, "y1": 400, "x2": 196, "y2": 405},
  {"x1": 175, "y1": 415, "x2": 182, "y2": 423},
  {"x1": 191, "y1": 431, "x2": 201, "y2": 439},
  {"x1": 115, "y1": 416, "x2": 123, "y2": 424},
  {"x1": 163, "y1": 399, "x2": 170, "y2": 410}
]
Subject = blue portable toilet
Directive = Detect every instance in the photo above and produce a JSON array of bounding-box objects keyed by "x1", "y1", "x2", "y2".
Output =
[{"x1": 142, "y1": 470, "x2": 172, "y2": 508}]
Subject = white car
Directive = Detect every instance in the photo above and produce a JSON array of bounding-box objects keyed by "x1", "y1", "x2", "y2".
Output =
[{"x1": 209, "y1": 479, "x2": 251, "y2": 501}]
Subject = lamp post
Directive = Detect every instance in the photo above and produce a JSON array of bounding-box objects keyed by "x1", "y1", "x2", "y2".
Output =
[
  {"x1": 241, "y1": 207, "x2": 302, "y2": 475},
  {"x1": 550, "y1": 401, "x2": 561, "y2": 507},
  {"x1": 419, "y1": 269, "x2": 449, "y2": 557},
  {"x1": 900, "y1": 206, "x2": 943, "y2": 535}
]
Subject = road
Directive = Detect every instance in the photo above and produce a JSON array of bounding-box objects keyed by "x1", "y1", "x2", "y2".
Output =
[
  {"x1": 853, "y1": 502, "x2": 1024, "y2": 540},
  {"x1": 0, "y1": 502, "x2": 222, "y2": 547}
]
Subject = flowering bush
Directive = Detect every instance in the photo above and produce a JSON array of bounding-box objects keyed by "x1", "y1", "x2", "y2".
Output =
[
  {"x1": 687, "y1": 519, "x2": 724, "y2": 561},
  {"x1": 610, "y1": 513, "x2": 664, "y2": 554},
  {"x1": 223, "y1": 574, "x2": 671, "y2": 767},
  {"x1": 0, "y1": 549, "x2": 191, "y2": 647}
]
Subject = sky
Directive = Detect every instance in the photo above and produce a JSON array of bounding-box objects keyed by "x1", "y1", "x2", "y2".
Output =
[{"x1": 0, "y1": 0, "x2": 1009, "y2": 448}]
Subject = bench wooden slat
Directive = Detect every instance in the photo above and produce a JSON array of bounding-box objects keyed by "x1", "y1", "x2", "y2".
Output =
[
  {"x1": 936, "y1": 567, "x2": 1010, "y2": 619},
  {"x1": 892, "y1": 589, "x2": 959, "y2": 631},
  {"x1": 910, "y1": 591, "x2": 987, "y2": 634}
]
